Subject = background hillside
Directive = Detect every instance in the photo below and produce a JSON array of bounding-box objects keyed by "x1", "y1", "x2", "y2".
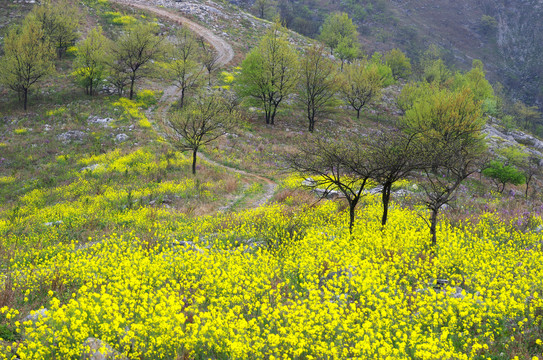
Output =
[{"x1": 244, "y1": 0, "x2": 543, "y2": 106}]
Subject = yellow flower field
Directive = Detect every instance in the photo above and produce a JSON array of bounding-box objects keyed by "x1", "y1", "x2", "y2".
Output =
[{"x1": 1, "y1": 196, "x2": 543, "y2": 359}]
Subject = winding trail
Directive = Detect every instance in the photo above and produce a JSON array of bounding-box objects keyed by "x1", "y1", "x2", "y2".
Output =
[
  {"x1": 111, "y1": 0, "x2": 277, "y2": 208},
  {"x1": 110, "y1": 0, "x2": 234, "y2": 67}
]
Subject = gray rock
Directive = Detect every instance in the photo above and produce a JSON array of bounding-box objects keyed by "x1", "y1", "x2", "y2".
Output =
[
  {"x1": 44, "y1": 220, "x2": 63, "y2": 227},
  {"x1": 172, "y1": 240, "x2": 205, "y2": 254},
  {"x1": 509, "y1": 130, "x2": 543, "y2": 149},
  {"x1": 88, "y1": 116, "x2": 114, "y2": 127},
  {"x1": 301, "y1": 177, "x2": 316, "y2": 187},
  {"x1": 81, "y1": 164, "x2": 102, "y2": 172},
  {"x1": 23, "y1": 308, "x2": 48, "y2": 323},
  {"x1": 394, "y1": 189, "x2": 413, "y2": 197},
  {"x1": 364, "y1": 185, "x2": 383, "y2": 195},
  {"x1": 81, "y1": 338, "x2": 126, "y2": 360},
  {"x1": 314, "y1": 188, "x2": 341, "y2": 199},
  {"x1": 57, "y1": 130, "x2": 87, "y2": 144},
  {"x1": 115, "y1": 133, "x2": 129, "y2": 143}
]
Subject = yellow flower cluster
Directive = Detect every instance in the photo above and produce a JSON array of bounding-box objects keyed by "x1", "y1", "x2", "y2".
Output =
[{"x1": 2, "y1": 196, "x2": 543, "y2": 359}]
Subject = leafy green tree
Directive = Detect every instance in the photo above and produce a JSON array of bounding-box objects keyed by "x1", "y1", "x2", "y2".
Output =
[
  {"x1": 164, "y1": 91, "x2": 234, "y2": 174},
  {"x1": 482, "y1": 160, "x2": 525, "y2": 193},
  {"x1": 335, "y1": 36, "x2": 359, "y2": 70},
  {"x1": 384, "y1": 48, "x2": 412, "y2": 80},
  {"x1": 370, "y1": 53, "x2": 395, "y2": 87},
  {"x1": 299, "y1": 45, "x2": 339, "y2": 132},
  {"x1": 451, "y1": 60, "x2": 494, "y2": 104},
  {"x1": 0, "y1": 19, "x2": 55, "y2": 110},
  {"x1": 237, "y1": 21, "x2": 299, "y2": 125},
  {"x1": 403, "y1": 87, "x2": 486, "y2": 245},
  {"x1": 73, "y1": 26, "x2": 109, "y2": 95},
  {"x1": 319, "y1": 12, "x2": 358, "y2": 55},
  {"x1": 513, "y1": 100, "x2": 541, "y2": 131},
  {"x1": 420, "y1": 45, "x2": 451, "y2": 85},
  {"x1": 28, "y1": 0, "x2": 80, "y2": 58},
  {"x1": 111, "y1": 23, "x2": 164, "y2": 99},
  {"x1": 480, "y1": 15, "x2": 498, "y2": 35},
  {"x1": 396, "y1": 81, "x2": 433, "y2": 113},
  {"x1": 339, "y1": 60, "x2": 383, "y2": 119},
  {"x1": 497, "y1": 146, "x2": 541, "y2": 197},
  {"x1": 252, "y1": 0, "x2": 275, "y2": 19}
]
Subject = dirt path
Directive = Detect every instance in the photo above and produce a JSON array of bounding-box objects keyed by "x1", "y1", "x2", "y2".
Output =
[
  {"x1": 109, "y1": 0, "x2": 234, "y2": 67},
  {"x1": 199, "y1": 152, "x2": 278, "y2": 209},
  {"x1": 111, "y1": 0, "x2": 277, "y2": 208}
]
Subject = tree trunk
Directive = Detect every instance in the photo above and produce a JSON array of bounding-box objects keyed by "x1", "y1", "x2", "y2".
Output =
[
  {"x1": 23, "y1": 88, "x2": 28, "y2": 111},
  {"x1": 381, "y1": 183, "x2": 391, "y2": 226},
  {"x1": 430, "y1": 208, "x2": 438, "y2": 246},
  {"x1": 180, "y1": 88, "x2": 186, "y2": 108},
  {"x1": 356, "y1": 108, "x2": 361, "y2": 119},
  {"x1": 129, "y1": 74, "x2": 136, "y2": 100},
  {"x1": 349, "y1": 204, "x2": 355, "y2": 234},
  {"x1": 525, "y1": 176, "x2": 532, "y2": 198},
  {"x1": 270, "y1": 104, "x2": 278, "y2": 125},
  {"x1": 265, "y1": 108, "x2": 271, "y2": 124},
  {"x1": 192, "y1": 148, "x2": 198, "y2": 175}
]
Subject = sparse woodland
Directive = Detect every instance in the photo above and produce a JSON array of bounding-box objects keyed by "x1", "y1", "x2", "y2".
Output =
[{"x1": 1, "y1": 0, "x2": 543, "y2": 359}]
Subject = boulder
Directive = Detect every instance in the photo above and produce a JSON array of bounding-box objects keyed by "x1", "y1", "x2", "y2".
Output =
[
  {"x1": 314, "y1": 188, "x2": 340, "y2": 199},
  {"x1": 81, "y1": 338, "x2": 126, "y2": 360},
  {"x1": 88, "y1": 116, "x2": 114, "y2": 127},
  {"x1": 81, "y1": 164, "x2": 102, "y2": 172},
  {"x1": 23, "y1": 308, "x2": 48, "y2": 323},
  {"x1": 115, "y1": 133, "x2": 129, "y2": 143},
  {"x1": 57, "y1": 130, "x2": 87, "y2": 144}
]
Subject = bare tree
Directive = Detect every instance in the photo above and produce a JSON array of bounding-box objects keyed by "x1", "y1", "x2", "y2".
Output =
[
  {"x1": 164, "y1": 92, "x2": 234, "y2": 174},
  {"x1": 365, "y1": 130, "x2": 421, "y2": 226},
  {"x1": 286, "y1": 136, "x2": 375, "y2": 233},
  {"x1": 165, "y1": 29, "x2": 203, "y2": 108},
  {"x1": 0, "y1": 19, "x2": 55, "y2": 110},
  {"x1": 340, "y1": 61, "x2": 383, "y2": 119},
  {"x1": 299, "y1": 45, "x2": 339, "y2": 132},
  {"x1": 111, "y1": 23, "x2": 164, "y2": 99},
  {"x1": 201, "y1": 46, "x2": 220, "y2": 86},
  {"x1": 419, "y1": 140, "x2": 485, "y2": 246}
]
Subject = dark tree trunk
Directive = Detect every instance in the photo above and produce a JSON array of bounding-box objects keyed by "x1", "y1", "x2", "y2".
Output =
[
  {"x1": 381, "y1": 182, "x2": 392, "y2": 226},
  {"x1": 192, "y1": 148, "x2": 198, "y2": 175},
  {"x1": 270, "y1": 104, "x2": 278, "y2": 125},
  {"x1": 129, "y1": 74, "x2": 136, "y2": 100},
  {"x1": 349, "y1": 205, "x2": 355, "y2": 234},
  {"x1": 430, "y1": 208, "x2": 438, "y2": 246},
  {"x1": 356, "y1": 108, "x2": 361, "y2": 119},
  {"x1": 179, "y1": 89, "x2": 186, "y2": 108},
  {"x1": 23, "y1": 88, "x2": 28, "y2": 111},
  {"x1": 525, "y1": 176, "x2": 532, "y2": 198},
  {"x1": 348, "y1": 198, "x2": 359, "y2": 234}
]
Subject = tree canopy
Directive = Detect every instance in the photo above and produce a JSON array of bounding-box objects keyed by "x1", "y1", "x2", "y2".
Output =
[{"x1": 237, "y1": 21, "x2": 299, "y2": 125}]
